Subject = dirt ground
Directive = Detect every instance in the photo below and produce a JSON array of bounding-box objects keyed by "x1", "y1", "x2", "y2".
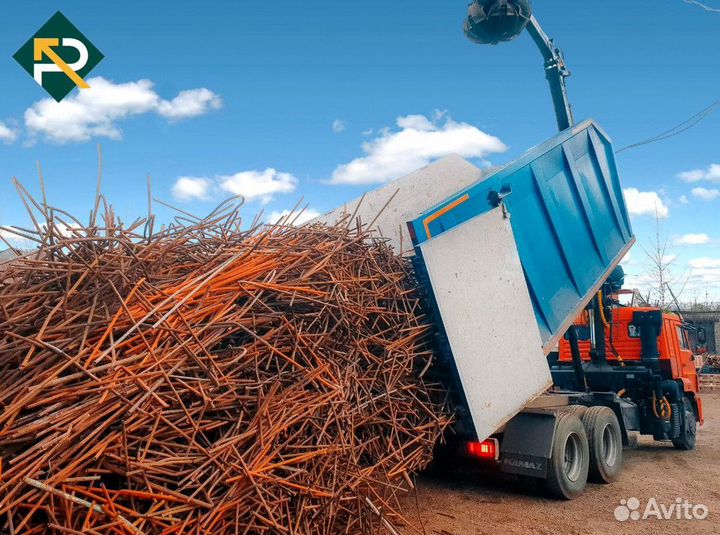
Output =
[{"x1": 400, "y1": 393, "x2": 720, "y2": 535}]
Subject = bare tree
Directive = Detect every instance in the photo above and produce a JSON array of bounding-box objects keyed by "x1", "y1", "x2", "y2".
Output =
[{"x1": 639, "y1": 211, "x2": 687, "y2": 309}]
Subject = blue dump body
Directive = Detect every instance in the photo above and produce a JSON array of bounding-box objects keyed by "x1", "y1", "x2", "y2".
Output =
[{"x1": 408, "y1": 120, "x2": 635, "y2": 352}]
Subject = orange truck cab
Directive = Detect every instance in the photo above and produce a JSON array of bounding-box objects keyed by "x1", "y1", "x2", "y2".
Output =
[{"x1": 557, "y1": 307, "x2": 704, "y2": 426}]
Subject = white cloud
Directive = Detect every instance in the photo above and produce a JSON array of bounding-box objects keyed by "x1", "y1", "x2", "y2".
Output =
[
  {"x1": 52, "y1": 222, "x2": 84, "y2": 238},
  {"x1": 0, "y1": 122, "x2": 17, "y2": 144},
  {"x1": 172, "y1": 168, "x2": 297, "y2": 204},
  {"x1": 171, "y1": 177, "x2": 213, "y2": 202},
  {"x1": 674, "y1": 233, "x2": 711, "y2": 245},
  {"x1": 0, "y1": 220, "x2": 90, "y2": 252},
  {"x1": 0, "y1": 228, "x2": 34, "y2": 250},
  {"x1": 332, "y1": 119, "x2": 346, "y2": 133},
  {"x1": 678, "y1": 163, "x2": 720, "y2": 183},
  {"x1": 156, "y1": 88, "x2": 222, "y2": 121},
  {"x1": 268, "y1": 208, "x2": 321, "y2": 226},
  {"x1": 691, "y1": 186, "x2": 720, "y2": 201},
  {"x1": 329, "y1": 113, "x2": 507, "y2": 185},
  {"x1": 620, "y1": 250, "x2": 636, "y2": 267},
  {"x1": 24, "y1": 77, "x2": 222, "y2": 143},
  {"x1": 218, "y1": 169, "x2": 297, "y2": 205},
  {"x1": 679, "y1": 170, "x2": 705, "y2": 182},
  {"x1": 688, "y1": 268, "x2": 720, "y2": 286},
  {"x1": 689, "y1": 257, "x2": 720, "y2": 269},
  {"x1": 679, "y1": 194, "x2": 689, "y2": 205},
  {"x1": 396, "y1": 114, "x2": 435, "y2": 131},
  {"x1": 622, "y1": 188, "x2": 669, "y2": 218},
  {"x1": 0, "y1": 222, "x2": 89, "y2": 252},
  {"x1": 687, "y1": 257, "x2": 720, "y2": 295},
  {"x1": 433, "y1": 109, "x2": 448, "y2": 121}
]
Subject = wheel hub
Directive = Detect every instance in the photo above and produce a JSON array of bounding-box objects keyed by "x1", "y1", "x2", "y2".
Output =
[
  {"x1": 601, "y1": 423, "x2": 618, "y2": 467},
  {"x1": 563, "y1": 432, "x2": 583, "y2": 482}
]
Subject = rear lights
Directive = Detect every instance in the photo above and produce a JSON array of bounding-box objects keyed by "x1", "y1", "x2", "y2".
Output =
[{"x1": 466, "y1": 438, "x2": 499, "y2": 461}]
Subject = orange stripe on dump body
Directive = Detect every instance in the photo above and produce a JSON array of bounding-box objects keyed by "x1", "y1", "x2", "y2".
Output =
[{"x1": 423, "y1": 194, "x2": 470, "y2": 239}]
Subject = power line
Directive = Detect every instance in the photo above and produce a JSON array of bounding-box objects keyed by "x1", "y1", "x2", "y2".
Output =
[
  {"x1": 616, "y1": 99, "x2": 720, "y2": 154},
  {"x1": 682, "y1": 0, "x2": 720, "y2": 14}
]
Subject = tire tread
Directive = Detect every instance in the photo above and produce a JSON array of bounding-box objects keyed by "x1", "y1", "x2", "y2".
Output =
[
  {"x1": 582, "y1": 406, "x2": 622, "y2": 484},
  {"x1": 544, "y1": 413, "x2": 589, "y2": 499},
  {"x1": 672, "y1": 397, "x2": 697, "y2": 451}
]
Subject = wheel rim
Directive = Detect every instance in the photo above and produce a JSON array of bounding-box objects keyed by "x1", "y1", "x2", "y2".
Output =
[
  {"x1": 601, "y1": 423, "x2": 618, "y2": 467},
  {"x1": 563, "y1": 432, "x2": 583, "y2": 482}
]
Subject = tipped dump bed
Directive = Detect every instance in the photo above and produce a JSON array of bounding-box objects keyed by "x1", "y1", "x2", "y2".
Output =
[
  {"x1": 408, "y1": 120, "x2": 635, "y2": 440},
  {"x1": 409, "y1": 120, "x2": 635, "y2": 354}
]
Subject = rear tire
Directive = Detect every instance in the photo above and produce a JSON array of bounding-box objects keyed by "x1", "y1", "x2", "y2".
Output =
[
  {"x1": 563, "y1": 404, "x2": 588, "y2": 418},
  {"x1": 544, "y1": 413, "x2": 589, "y2": 499},
  {"x1": 672, "y1": 397, "x2": 697, "y2": 451},
  {"x1": 582, "y1": 406, "x2": 623, "y2": 483}
]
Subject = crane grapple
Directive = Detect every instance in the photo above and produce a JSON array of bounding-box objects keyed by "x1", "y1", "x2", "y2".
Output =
[{"x1": 464, "y1": 0, "x2": 532, "y2": 45}]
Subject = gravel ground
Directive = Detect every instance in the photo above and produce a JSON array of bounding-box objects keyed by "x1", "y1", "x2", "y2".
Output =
[{"x1": 400, "y1": 393, "x2": 720, "y2": 535}]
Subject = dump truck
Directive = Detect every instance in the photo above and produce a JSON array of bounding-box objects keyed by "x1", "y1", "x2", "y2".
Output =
[
  {"x1": 407, "y1": 118, "x2": 653, "y2": 500},
  {"x1": 317, "y1": 0, "x2": 703, "y2": 500},
  {"x1": 421, "y1": 121, "x2": 706, "y2": 495},
  {"x1": 316, "y1": 116, "x2": 704, "y2": 499}
]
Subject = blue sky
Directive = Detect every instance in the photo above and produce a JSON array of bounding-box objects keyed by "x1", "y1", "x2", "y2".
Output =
[{"x1": 1, "y1": 0, "x2": 719, "y2": 301}]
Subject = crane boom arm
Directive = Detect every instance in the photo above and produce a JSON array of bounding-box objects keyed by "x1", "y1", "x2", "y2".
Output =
[{"x1": 525, "y1": 15, "x2": 574, "y2": 131}]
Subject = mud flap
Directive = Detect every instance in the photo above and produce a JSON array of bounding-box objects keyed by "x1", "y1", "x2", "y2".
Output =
[{"x1": 500, "y1": 412, "x2": 557, "y2": 479}]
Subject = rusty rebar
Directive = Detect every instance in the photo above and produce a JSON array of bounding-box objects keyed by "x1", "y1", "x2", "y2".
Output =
[{"x1": 0, "y1": 182, "x2": 452, "y2": 535}]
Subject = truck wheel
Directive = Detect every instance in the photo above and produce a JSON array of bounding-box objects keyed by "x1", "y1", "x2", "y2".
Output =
[
  {"x1": 582, "y1": 406, "x2": 623, "y2": 483},
  {"x1": 672, "y1": 397, "x2": 697, "y2": 451},
  {"x1": 544, "y1": 413, "x2": 589, "y2": 499},
  {"x1": 564, "y1": 405, "x2": 587, "y2": 418}
]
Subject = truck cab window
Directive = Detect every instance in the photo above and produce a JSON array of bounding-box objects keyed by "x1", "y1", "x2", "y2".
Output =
[{"x1": 677, "y1": 326, "x2": 689, "y2": 350}]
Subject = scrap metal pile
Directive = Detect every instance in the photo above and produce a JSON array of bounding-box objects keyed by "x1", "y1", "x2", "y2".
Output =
[
  {"x1": 0, "y1": 187, "x2": 451, "y2": 535},
  {"x1": 703, "y1": 353, "x2": 720, "y2": 371}
]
